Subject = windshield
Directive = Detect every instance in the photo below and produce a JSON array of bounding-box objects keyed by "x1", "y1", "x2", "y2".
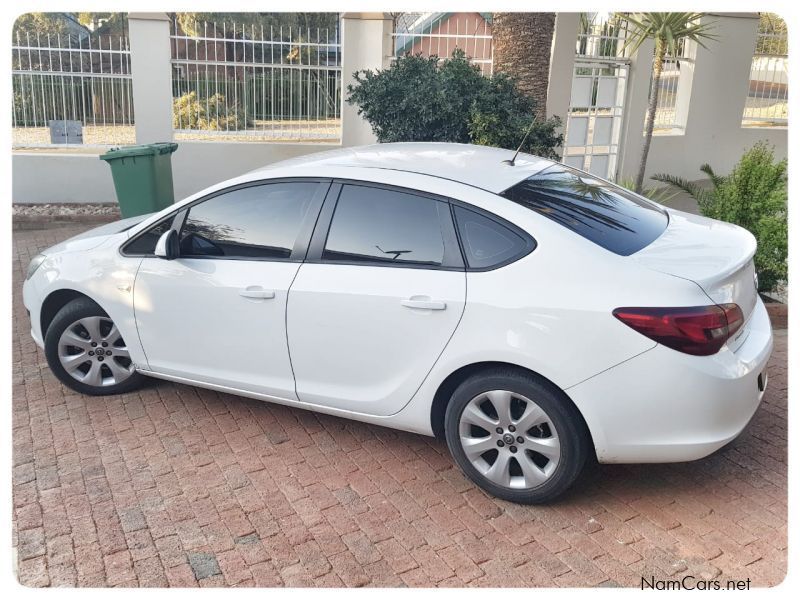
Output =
[{"x1": 500, "y1": 164, "x2": 669, "y2": 256}]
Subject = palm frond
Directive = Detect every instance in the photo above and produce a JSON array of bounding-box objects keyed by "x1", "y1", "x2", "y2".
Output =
[
  {"x1": 620, "y1": 12, "x2": 717, "y2": 56},
  {"x1": 699, "y1": 163, "x2": 726, "y2": 189},
  {"x1": 650, "y1": 173, "x2": 713, "y2": 204}
]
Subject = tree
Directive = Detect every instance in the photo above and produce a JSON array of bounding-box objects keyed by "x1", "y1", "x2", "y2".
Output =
[
  {"x1": 620, "y1": 13, "x2": 717, "y2": 193},
  {"x1": 491, "y1": 13, "x2": 555, "y2": 118},
  {"x1": 13, "y1": 13, "x2": 75, "y2": 41},
  {"x1": 346, "y1": 50, "x2": 563, "y2": 159}
]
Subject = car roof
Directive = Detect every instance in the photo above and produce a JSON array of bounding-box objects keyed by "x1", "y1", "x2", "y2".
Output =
[{"x1": 249, "y1": 142, "x2": 557, "y2": 194}]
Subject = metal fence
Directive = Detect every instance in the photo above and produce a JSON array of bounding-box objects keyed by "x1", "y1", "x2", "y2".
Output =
[
  {"x1": 742, "y1": 25, "x2": 788, "y2": 126},
  {"x1": 564, "y1": 15, "x2": 631, "y2": 180},
  {"x1": 392, "y1": 13, "x2": 493, "y2": 75},
  {"x1": 170, "y1": 20, "x2": 342, "y2": 142},
  {"x1": 12, "y1": 31, "x2": 135, "y2": 148},
  {"x1": 651, "y1": 40, "x2": 693, "y2": 132}
]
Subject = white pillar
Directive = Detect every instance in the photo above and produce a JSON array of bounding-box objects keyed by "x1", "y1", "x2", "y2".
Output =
[
  {"x1": 128, "y1": 12, "x2": 174, "y2": 144},
  {"x1": 340, "y1": 13, "x2": 393, "y2": 147},
  {"x1": 683, "y1": 14, "x2": 759, "y2": 141},
  {"x1": 547, "y1": 13, "x2": 580, "y2": 121}
]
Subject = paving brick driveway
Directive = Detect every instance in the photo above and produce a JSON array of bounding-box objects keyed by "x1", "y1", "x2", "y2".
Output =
[{"x1": 13, "y1": 223, "x2": 787, "y2": 587}]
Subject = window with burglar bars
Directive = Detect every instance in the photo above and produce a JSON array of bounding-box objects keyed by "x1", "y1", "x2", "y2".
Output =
[
  {"x1": 575, "y1": 13, "x2": 631, "y2": 59},
  {"x1": 170, "y1": 20, "x2": 342, "y2": 142},
  {"x1": 651, "y1": 38, "x2": 694, "y2": 133},
  {"x1": 12, "y1": 30, "x2": 135, "y2": 148},
  {"x1": 742, "y1": 15, "x2": 788, "y2": 127},
  {"x1": 392, "y1": 13, "x2": 493, "y2": 76}
]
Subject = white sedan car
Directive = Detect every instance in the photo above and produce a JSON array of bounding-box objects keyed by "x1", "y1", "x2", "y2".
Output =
[{"x1": 23, "y1": 143, "x2": 772, "y2": 503}]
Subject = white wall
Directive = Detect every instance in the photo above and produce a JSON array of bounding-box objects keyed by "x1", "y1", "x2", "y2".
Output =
[
  {"x1": 12, "y1": 143, "x2": 335, "y2": 204},
  {"x1": 617, "y1": 13, "x2": 787, "y2": 183}
]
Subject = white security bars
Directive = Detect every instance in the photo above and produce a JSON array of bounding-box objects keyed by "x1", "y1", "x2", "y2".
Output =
[
  {"x1": 742, "y1": 17, "x2": 788, "y2": 127},
  {"x1": 392, "y1": 13, "x2": 493, "y2": 75},
  {"x1": 563, "y1": 13, "x2": 630, "y2": 180},
  {"x1": 12, "y1": 31, "x2": 135, "y2": 148},
  {"x1": 170, "y1": 20, "x2": 342, "y2": 142},
  {"x1": 651, "y1": 39, "x2": 693, "y2": 133}
]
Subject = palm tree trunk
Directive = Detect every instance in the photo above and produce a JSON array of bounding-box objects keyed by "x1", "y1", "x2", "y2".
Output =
[
  {"x1": 492, "y1": 13, "x2": 556, "y2": 118},
  {"x1": 635, "y1": 37, "x2": 665, "y2": 193}
]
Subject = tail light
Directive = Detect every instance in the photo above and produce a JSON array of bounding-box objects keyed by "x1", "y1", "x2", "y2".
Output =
[{"x1": 613, "y1": 304, "x2": 744, "y2": 356}]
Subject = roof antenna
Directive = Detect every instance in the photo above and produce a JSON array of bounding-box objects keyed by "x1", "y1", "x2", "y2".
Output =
[{"x1": 502, "y1": 117, "x2": 537, "y2": 166}]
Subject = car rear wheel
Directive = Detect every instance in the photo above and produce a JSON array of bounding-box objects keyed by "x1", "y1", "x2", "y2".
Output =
[
  {"x1": 444, "y1": 369, "x2": 588, "y2": 504},
  {"x1": 44, "y1": 297, "x2": 145, "y2": 396}
]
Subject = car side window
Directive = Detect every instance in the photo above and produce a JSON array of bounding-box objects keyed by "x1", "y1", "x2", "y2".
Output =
[
  {"x1": 179, "y1": 182, "x2": 318, "y2": 259},
  {"x1": 122, "y1": 218, "x2": 172, "y2": 255},
  {"x1": 453, "y1": 206, "x2": 532, "y2": 270},
  {"x1": 322, "y1": 185, "x2": 446, "y2": 267}
]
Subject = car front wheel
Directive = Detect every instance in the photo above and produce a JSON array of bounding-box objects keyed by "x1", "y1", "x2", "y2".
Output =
[
  {"x1": 44, "y1": 297, "x2": 145, "y2": 396},
  {"x1": 444, "y1": 369, "x2": 589, "y2": 504}
]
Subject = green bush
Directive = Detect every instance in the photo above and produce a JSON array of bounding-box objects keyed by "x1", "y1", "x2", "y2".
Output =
[
  {"x1": 652, "y1": 142, "x2": 787, "y2": 292},
  {"x1": 173, "y1": 91, "x2": 250, "y2": 131},
  {"x1": 345, "y1": 50, "x2": 563, "y2": 159}
]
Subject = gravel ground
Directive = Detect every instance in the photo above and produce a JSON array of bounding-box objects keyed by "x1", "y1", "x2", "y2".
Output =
[{"x1": 12, "y1": 203, "x2": 121, "y2": 218}]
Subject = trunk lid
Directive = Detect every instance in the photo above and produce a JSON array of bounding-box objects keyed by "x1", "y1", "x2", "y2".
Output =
[{"x1": 631, "y1": 208, "x2": 759, "y2": 349}]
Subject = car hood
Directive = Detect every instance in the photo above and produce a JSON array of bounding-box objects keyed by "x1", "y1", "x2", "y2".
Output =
[{"x1": 44, "y1": 213, "x2": 154, "y2": 254}]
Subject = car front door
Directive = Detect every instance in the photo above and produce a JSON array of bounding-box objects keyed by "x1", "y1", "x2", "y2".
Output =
[
  {"x1": 132, "y1": 180, "x2": 327, "y2": 400},
  {"x1": 287, "y1": 182, "x2": 467, "y2": 416}
]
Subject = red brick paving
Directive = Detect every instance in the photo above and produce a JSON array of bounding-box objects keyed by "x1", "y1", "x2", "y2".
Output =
[{"x1": 13, "y1": 223, "x2": 788, "y2": 587}]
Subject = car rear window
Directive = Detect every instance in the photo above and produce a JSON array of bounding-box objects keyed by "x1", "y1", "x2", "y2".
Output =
[{"x1": 500, "y1": 164, "x2": 668, "y2": 256}]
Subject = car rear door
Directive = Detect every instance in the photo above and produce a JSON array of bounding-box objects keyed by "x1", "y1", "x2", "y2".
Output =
[
  {"x1": 133, "y1": 180, "x2": 327, "y2": 400},
  {"x1": 286, "y1": 182, "x2": 466, "y2": 416}
]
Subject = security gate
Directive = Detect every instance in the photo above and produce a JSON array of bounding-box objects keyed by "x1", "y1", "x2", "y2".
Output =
[{"x1": 562, "y1": 57, "x2": 629, "y2": 180}]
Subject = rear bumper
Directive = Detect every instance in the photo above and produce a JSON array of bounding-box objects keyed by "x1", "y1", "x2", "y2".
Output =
[{"x1": 569, "y1": 297, "x2": 773, "y2": 463}]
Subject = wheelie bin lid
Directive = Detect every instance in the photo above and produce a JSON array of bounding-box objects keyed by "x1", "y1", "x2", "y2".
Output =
[{"x1": 100, "y1": 142, "x2": 178, "y2": 161}]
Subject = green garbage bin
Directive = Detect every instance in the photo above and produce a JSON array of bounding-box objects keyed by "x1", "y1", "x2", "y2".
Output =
[{"x1": 100, "y1": 142, "x2": 178, "y2": 218}]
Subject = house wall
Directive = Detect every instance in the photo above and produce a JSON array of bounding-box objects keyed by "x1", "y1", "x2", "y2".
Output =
[{"x1": 404, "y1": 13, "x2": 492, "y2": 61}]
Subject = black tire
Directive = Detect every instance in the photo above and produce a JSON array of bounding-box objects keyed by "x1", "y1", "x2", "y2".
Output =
[
  {"x1": 44, "y1": 297, "x2": 146, "y2": 396},
  {"x1": 444, "y1": 368, "x2": 589, "y2": 504}
]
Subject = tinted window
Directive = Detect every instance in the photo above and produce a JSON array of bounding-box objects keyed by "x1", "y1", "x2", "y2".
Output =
[
  {"x1": 179, "y1": 182, "x2": 317, "y2": 259},
  {"x1": 323, "y1": 185, "x2": 445, "y2": 266},
  {"x1": 454, "y1": 206, "x2": 530, "y2": 269},
  {"x1": 123, "y1": 218, "x2": 172, "y2": 255},
  {"x1": 501, "y1": 165, "x2": 668, "y2": 256}
]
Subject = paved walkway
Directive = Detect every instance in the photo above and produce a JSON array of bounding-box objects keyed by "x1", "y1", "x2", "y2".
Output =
[{"x1": 13, "y1": 224, "x2": 787, "y2": 587}]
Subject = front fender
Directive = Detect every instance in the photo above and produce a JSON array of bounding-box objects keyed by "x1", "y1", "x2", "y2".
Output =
[{"x1": 26, "y1": 239, "x2": 147, "y2": 369}]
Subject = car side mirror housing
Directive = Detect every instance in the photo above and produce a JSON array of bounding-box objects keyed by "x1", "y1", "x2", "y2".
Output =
[{"x1": 154, "y1": 229, "x2": 179, "y2": 260}]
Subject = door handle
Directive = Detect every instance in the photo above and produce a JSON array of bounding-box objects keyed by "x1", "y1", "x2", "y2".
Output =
[
  {"x1": 401, "y1": 297, "x2": 447, "y2": 310},
  {"x1": 239, "y1": 286, "x2": 276, "y2": 300}
]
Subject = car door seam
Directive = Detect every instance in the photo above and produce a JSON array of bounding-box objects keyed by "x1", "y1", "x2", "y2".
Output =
[
  {"x1": 387, "y1": 269, "x2": 469, "y2": 417},
  {"x1": 130, "y1": 257, "x2": 150, "y2": 371},
  {"x1": 285, "y1": 263, "x2": 305, "y2": 401}
]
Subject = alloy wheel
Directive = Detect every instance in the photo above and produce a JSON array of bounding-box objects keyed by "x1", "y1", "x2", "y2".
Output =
[
  {"x1": 458, "y1": 390, "x2": 561, "y2": 489},
  {"x1": 57, "y1": 316, "x2": 134, "y2": 387}
]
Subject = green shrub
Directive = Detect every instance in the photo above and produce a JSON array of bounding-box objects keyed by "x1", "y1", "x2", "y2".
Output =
[
  {"x1": 173, "y1": 91, "x2": 250, "y2": 131},
  {"x1": 652, "y1": 142, "x2": 787, "y2": 291},
  {"x1": 346, "y1": 50, "x2": 563, "y2": 159}
]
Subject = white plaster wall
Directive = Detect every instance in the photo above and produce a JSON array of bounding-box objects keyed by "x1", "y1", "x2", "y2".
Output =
[
  {"x1": 12, "y1": 143, "x2": 334, "y2": 204},
  {"x1": 617, "y1": 13, "x2": 787, "y2": 183}
]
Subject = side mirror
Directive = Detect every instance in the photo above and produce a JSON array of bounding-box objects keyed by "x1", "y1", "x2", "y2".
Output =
[{"x1": 154, "y1": 229, "x2": 179, "y2": 260}]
